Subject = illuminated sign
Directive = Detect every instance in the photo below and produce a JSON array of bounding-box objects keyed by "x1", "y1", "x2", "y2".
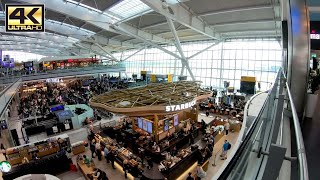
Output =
[
  {"x1": 6, "y1": 4, "x2": 44, "y2": 32},
  {"x1": 311, "y1": 34, "x2": 320, "y2": 40},
  {"x1": 46, "y1": 78, "x2": 60, "y2": 83},
  {"x1": 165, "y1": 100, "x2": 196, "y2": 112},
  {"x1": 0, "y1": 161, "x2": 11, "y2": 172}
]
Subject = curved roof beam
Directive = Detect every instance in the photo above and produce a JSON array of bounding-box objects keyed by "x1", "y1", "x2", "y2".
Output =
[
  {"x1": 16, "y1": 0, "x2": 171, "y2": 44},
  {"x1": 141, "y1": 0, "x2": 220, "y2": 40}
]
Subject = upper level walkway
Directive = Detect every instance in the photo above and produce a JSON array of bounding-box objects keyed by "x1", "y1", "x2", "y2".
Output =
[{"x1": 0, "y1": 64, "x2": 126, "y2": 84}]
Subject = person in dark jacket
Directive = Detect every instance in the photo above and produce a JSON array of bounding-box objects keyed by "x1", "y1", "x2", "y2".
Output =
[
  {"x1": 146, "y1": 156, "x2": 153, "y2": 169},
  {"x1": 186, "y1": 172, "x2": 194, "y2": 180},
  {"x1": 123, "y1": 159, "x2": 129, "y2": 178},
  {"x1": 109, "y1": 151, "x2": 116, "y2": 169},
  {"x1": 90, "y1": 140, "x2": 96, "y2": 158}
]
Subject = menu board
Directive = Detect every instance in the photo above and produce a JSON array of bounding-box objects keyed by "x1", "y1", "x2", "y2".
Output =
[
  {"x1": 147, "y1": 121, "x2": 152, "y2": 133},
  {"x1": 138, "y1": 118, "x2": 142, "y2": 129},
  {"x1": 142, "y1": 119, "x2": 148, "y2": 131},
  {"x1": 174, "y1": 115, "x2": 179, "y2": 126}
]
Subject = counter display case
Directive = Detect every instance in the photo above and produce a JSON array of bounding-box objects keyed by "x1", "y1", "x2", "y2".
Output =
[{"x1": 6, "y1": 134, "x2": 70, "y2": 166}]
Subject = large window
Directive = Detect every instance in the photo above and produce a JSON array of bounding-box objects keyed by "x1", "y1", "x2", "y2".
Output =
[
  {"x1": 114, "y1": 38, "x2": 282, "y2": 91},
  {"x1": 2, "y1": 51, "x2": 44, "y2": 62}
]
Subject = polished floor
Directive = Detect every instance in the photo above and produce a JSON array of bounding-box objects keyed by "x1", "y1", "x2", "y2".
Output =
[
  {"x1": 301, "y1": 117, "x2": 320, "y2": 180},
  {"x1": 0, "y1": 93, "x2": 268, "y2": 180},
  {"x1": 55, "y1": 131, "x2": 240, "y2": 180}
]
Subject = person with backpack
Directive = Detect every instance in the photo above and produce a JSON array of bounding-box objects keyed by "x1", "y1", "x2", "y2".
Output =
[{"x1": 221, "y1": 140, "x2": 231, "y2": 160}]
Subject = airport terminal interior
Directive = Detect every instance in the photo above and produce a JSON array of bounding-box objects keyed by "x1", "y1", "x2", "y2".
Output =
[{"x1": 0, "y1": 0, "x2": 318, "y2": 180}]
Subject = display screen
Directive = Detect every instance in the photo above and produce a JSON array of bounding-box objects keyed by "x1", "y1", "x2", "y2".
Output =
[
  {"x1": 50, "y1": 105, "x2": 64, "y2": 112},
  {"x1": 138, "y1": 118, "x2": 142, "y2": 129},
  {"x1": 164, "y1": 120, "x2": 169, "y2": 131},
  {"x1": 147, "y1": 121, "x2": 152, "y2": 133},
  {"x1": 24, "y1": 62, "x2": 33, "y2": 68},
  {"x1": 174, "y1": 115, "x2": 179, "y2": 126},
  {"x1": 2, "y1": 62, "x2": 9, "y2": 68},
  {"x1": 142, "y1": 120, "x2": 147, "y2": 132}
]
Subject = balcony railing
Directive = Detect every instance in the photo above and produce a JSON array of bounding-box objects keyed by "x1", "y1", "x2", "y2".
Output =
[
  {"x1": 0, "y1": 63, "x2": 126, "y2": 83},
  {"x1": 217, "y1": 69, "x2": 309, "y2": 180}
]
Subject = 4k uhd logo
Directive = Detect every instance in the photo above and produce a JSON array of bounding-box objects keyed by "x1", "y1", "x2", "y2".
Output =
[{"x1": 5, "y1": 4, "x2": 45, "y2": 32}]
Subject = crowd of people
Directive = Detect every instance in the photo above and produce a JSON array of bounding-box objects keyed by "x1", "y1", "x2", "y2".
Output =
[
  {"x1": 18, "y1": 76, "x2": 129, "y2": 118},
  {"x1": 18, "y1": 82, "x2": 92, "y2": 118}
]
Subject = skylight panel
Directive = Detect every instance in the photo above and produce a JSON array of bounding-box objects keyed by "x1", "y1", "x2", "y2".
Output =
[{"x1": 108, "y1": 0, "x2": 151, "y2": 19}]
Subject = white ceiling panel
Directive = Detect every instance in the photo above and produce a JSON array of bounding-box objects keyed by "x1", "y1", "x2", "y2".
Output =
[
  {"x1": 184, "y1": 0, "x2": 271, "y2": 14},
  {"x1": 203, "y1": 8, "x2": 274, "y2": 25}
]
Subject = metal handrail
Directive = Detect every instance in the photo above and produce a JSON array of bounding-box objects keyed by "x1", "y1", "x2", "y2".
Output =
[{"x1": 282, "y1": 71, "x2": 309, "y2": 180}]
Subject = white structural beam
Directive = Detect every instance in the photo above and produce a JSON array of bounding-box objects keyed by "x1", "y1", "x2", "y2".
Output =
[
  {"x1": 141, "y1": 0, "x2": 220, "y2": 40},
  {"x1": 45, "y1": 20, "x2": 140, "y2": 48},
  {"x1": 187, "y1": 42, "x2": 218, "y2": 60},
  {"x1": 94, "y1": 43, "x2": 118, "y2": 61},
  {"x1": 16, "y1": 0, "x2": 171, "y2": 44},
  {"x1": 166, "y1": 17, "x2": 195, "y2": 80},
  {"x1": 113, "y1": 25, "x2": 181, "y2": 60},
  {"x1": 74, "y1": 43, "x2": 113, "y2": 59},
  {"x1": 122, "y1": 47, "x2": 146, "y2": 61},
  {"x1": 210, "y1": 19, "x2": 279, "y2": 27},
  {"x1": 198, "y1": 4, "x2": 274, "y2": 17}
]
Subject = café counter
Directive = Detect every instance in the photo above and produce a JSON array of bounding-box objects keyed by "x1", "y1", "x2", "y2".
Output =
[{"x1": 142, "y1": 147, "x2": 199, "y2": 180}]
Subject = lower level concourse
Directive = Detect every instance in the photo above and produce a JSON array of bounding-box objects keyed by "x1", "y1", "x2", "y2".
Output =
[{"x1": 0, "y1": 80, "x2": 267, "y2": 180}]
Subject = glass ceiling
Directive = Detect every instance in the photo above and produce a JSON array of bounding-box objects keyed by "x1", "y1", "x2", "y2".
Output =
[{"x1": 108, "y1": 0, "x2": 151, "y2": 19}]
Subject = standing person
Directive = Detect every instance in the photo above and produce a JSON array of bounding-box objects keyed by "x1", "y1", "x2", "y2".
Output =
[
  {"x1": 196, "y1": 164, "x2": 206, "y2": 180},
  {"x1": 58, "y1": 138, "x2": 65, "y2": 150},
  {"x1": 210, "y1": 135, "x2": 215, "y2": 148},
  {"x1": 224, "y1": 121, "x2": 230, "y2": 135},
  {"x1": 189, "y1": 131, "x2": 194, "y2": 145},
  {"x1": 104, "y1": 146, "x2": 109, "y2": 163},
  {"x1": 109, "y1": 151, "x2": 116, "y2": 169},
  {"x1": 95, "y1": 141, "x2": 102, "y2": 161},
  {"x1": 123, "y1": 159, "x2": 129, "y2": 179},
  {"x1": 0, "y1": 143, "x2": 6, "y2": 160},
  {"x1": 221, "y1": 140, "x2": 231, "y2": 160},
  {"x1": 146, "y1": 156, "x2": 153, "y2": 170},
  {"x1": 90, "y1": 140, "x2": 96, "y2": 158}
]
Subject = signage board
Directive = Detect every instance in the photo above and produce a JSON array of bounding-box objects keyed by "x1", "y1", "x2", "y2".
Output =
[
  {"x1": 6, "y1": 4, "x2": 44, "y2": 32},
  {"x1": 165, "y1": 99, "x2": 196, "y2": 112}
]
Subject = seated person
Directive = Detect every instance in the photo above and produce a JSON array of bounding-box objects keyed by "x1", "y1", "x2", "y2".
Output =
[
  {"x1": 164, "y1": 140, "x2": 169, "y2": 147},
  {"x1": 152, "y1": 142, "x2": 157, "y2": 150},
  {"x1": 83, "y1": 155, "x2": 91, "y2": 165},
  {"x1": 22, "y1": 156, "x2": 29, "y2": 164},
  {"x1": 84, "y1": 117, "x2": 93, "y2": 125},
  {"x1": 31, "y1": 152, "x2": 39, "y2": 160},
  {"x1": 155, "y1": 145, "x2": 161, "y2": 153}
]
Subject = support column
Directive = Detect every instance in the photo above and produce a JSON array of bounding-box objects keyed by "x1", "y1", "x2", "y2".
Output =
[
  {"x1": 166, "y1": 18, "x2": 195, "y2": 80},
  {"x1": 286, "y1": 0, "x2": 310, "y2": 119}
]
